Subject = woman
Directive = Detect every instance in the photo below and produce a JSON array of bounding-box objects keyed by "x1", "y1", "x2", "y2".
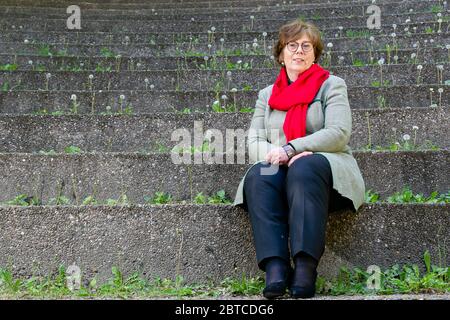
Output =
[{"x1": 233, "y1": 19, "x2": 365, "y2": 299}]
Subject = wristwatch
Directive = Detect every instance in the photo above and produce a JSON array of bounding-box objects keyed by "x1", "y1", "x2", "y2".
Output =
[{"x1": 282, "y1": 143, "x2": 296, "y2": 159}]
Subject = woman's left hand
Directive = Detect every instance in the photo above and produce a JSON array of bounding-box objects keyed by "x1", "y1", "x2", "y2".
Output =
[{"x1": 288, "y1": 151, "x2": 314, "y2": 167}]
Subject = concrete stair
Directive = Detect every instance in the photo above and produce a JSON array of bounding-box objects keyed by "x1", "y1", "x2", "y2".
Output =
[{"x1": 0, "y1": 0, "x2": 448, "y2": 287}]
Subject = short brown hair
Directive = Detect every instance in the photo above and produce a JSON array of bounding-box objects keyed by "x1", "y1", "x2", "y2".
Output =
[{"x1": 273, "y1": 19, "x2": 324, "y2": 66}]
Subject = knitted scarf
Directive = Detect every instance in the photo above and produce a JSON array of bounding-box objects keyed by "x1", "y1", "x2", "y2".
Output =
[{"x1": 268, "y1": 63, "x2": 329, "y2": 143}]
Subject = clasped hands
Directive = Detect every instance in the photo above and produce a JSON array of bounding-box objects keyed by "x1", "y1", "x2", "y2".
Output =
[{"x1": 265, "y1": 147, "x2": 313, "y2": 167}]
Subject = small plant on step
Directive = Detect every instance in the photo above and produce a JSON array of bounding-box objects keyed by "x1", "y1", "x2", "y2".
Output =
[
  {"x1": 64, "y1": 145, "x2": 82, "y2": 154},
  {"x1": 207, "y1": 190, "x2": 232, "y2": 204},
  {"x1": 82, "y1": 195, "x2": 98, "y2": 205},
  {"x1": 193, "y1": 192, "x2": 207, "y2": 204},
  {"x1": 5, "y1": 194, "x2": 41, "y2": 206},
  {"x1": 144, "y1": 192, "x2": 172, "y2": 204},
  {"x1": 365, "y1": 190, "x2": 380, "y2": 203},
  {"x1": 105, "y1": 194, "x2": 129, "y2": 206}
]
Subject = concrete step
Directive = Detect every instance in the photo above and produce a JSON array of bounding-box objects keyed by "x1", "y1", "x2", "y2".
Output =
[
  {"x1": 0, "y1": 108, "x2": 447, "y2": 152},
  {"x1": 0, "y1": 48, "x2": 447, "y2": 72},
  {"x1": 2, "y1": 33, "x2": 447, "y2": 56},
  {"x1": 1, "y1": 14, "x2": 447, "y2": 33},
  {"x1": 0, "y1": 65, "x2": 447, "y2": 91},
  {"x1": 0, "y1": 150, "x2": 447, "y2": 204},
  {"x1": 0, "y1": 0, "x2": 441, "y2": 12},
  {"x1": 1, "y1": 85, "x2": 446, "y2": 114},
  {"x1": 1, "y1": 17, "x2": 446, "y2": 45},
  {"x1": 0, "y1": 1, "x2": 447, "y2": 25},
  {"x1": 0, "y1": 1, "x2": 442, "y2": 20},
  {"x1": 0, "y1": 203, "x2": 447, "y2": 284}
]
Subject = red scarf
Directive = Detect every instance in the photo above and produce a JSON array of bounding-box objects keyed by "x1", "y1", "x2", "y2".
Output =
[{"x1": 268, "y1": 63, "x2": 329, "y2": 143}]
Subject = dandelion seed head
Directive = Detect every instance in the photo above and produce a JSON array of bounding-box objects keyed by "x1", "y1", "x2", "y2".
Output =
[
  {"x1": 370, "y1": 36, "x2": 375, "y2": 42},
  {"x1": 211, "y1": 27, "x2": 216, "y2": 32},
  {"x1": 46, "y1": 73, "x2": 51, "y2": 79},
  {"x1": 150, "y1": 84, "x2": 155, "y2": 89},
  {"x1": 89, "y1": 74, "x2": 94, "y2": 79},
  {"x1": 402, "y1": 134, "x2": 411, "y2": 141},
  {"x1": 28, "y1": 60, "x2": 33, "y2": 65},
  {"x1": 106, "y1": 106, "x2": 111, "y2": 111},
  {"x1": 204, "y1": 56, "x2": 209, "y2": 61},
  {"x1": 119, "y1": 94, "x2": 125, "y2": 100},
  {"x1": 226, "y1": 71, "x2": 232, "y2": 77},
  {"x1": 144, "y1": 78, "x2": 149, "y2": 83},
  {"x1": 327, "y1": 42, "x2": 333, "y2": 48},
  {"x1": 221, "y1": 95, "x2": 228, "y2": 100},
  {"x1": 71, "y1": 94, "x2": 77, "y2": 101},
  {"x1": 24, "y1": 39, "x2": 29, "y2": 44},
  {"x1": 231, "y1": 88, "x2": 238, "y2": 92},
  {"x1": 417, "y1": 65, "x2": 423, "y2": 70},
  {"x1": 220, "y1": 38, "x2": 225, "y2": 43},
  {"x1": 412, "y1": 126, "x2": 419, "y2": 130},
  {"x1": 438, "y1": 88, "x2": 443, "y2": 93},
  {"x1": 262, "y1": 32, "x2": 267, "y2": 37}
]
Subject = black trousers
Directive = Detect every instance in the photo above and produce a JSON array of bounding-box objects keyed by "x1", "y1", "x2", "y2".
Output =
[{"x1": 243, "y1": 153, "x2": 354, "y2": 270}]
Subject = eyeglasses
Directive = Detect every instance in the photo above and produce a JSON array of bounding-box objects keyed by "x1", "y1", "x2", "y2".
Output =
[{"x1": 286, "y1": 41, "x2": 313, "y2": 53}]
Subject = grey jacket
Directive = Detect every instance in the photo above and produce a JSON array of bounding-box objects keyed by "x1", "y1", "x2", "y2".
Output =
[{"x1": 233, "y1": 75, "x2": 366, "y2": 211}]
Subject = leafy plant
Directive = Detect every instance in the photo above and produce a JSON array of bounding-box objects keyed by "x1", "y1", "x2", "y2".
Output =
[
  {"x1": 5, "y1": 194, "x2": 40, "y2": 206},
  {"x1": 145, "y1": 192, "x2": 172, "y2": 204},
  {"x1": 64, "y1": 146, "x2": 82, "y2": 154},
  {"x1": 105, "y1": 194, "x2": 129, "y2": 206},
  {"x1": 0, "y1": 63, "x2": 18, "y2": 71},
  {"x1": 207, "y1": 190, "x2": 231, "y2": 204}
]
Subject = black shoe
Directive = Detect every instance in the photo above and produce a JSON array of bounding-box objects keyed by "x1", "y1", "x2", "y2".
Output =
[
  {"x1": 289, "y1": 269, "x2": 317, "y2": 299},
  {"x1": 263, "y1": 268, "x2": 292, "y2": 299}
]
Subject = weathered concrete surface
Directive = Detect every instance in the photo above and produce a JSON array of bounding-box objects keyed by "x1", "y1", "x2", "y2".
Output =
[
  {"x1": 0, "y1": 33, "x2": 448, "y2": 55},
  {"x1": 0, "y1": 151, "x2": 448, "y2": 204},
  {"x1": 0, "y1": 64, "x2": 446, "y2": 91},
  {"x1": 1, "y1": 48, "x2": 446, "y2": 71},
  {"x1": 0, "y1": 203, "x2": 447, "y2": 285},
  {"x1": 0, "y1": 108, "x2": 448, "y2": 152},
  {"x1": 0, "y1": 85, "x2": 447, "y2": 114},
  {"x1": 0, "y1": 15, "x2": 440, "y2": 34}
]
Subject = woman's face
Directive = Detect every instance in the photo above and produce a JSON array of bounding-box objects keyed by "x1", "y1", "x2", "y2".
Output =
[{"x1": 281, "y1": 34, "x2": 316, "y2": 81}]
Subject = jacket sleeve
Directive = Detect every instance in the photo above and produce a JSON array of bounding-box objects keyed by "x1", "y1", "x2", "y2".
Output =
[
  {"x1": 289, "y1": 77, "x2": 352, "y2": 153},
  {"x1": 248, "y1": 88, "x2": 278, "y2": 163}
]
